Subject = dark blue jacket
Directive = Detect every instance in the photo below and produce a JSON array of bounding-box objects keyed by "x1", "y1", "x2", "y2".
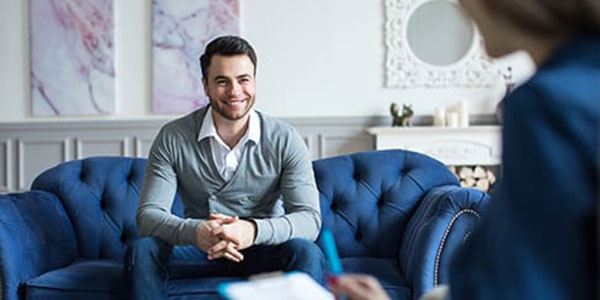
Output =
[{"x1": 450, "y1": 35, "x2": 600, "y2": 299}]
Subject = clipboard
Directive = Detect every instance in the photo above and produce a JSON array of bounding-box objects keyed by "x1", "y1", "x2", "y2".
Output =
[{"x1": 218, "y1": 271, "x2": 334, "y2": 300}]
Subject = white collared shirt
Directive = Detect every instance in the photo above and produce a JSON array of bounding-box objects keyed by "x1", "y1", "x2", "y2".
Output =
[{"x1": 198, "y1": 107, "x2": 261, "y2": 182}]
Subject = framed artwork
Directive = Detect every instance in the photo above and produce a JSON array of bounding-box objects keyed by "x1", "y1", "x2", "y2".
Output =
[
  {"x1": 31, "y1": 0, "x2": 115, "y2": 116},
  {"x1": 152, "y1": 0, "x2": 240, "y2": 114}
]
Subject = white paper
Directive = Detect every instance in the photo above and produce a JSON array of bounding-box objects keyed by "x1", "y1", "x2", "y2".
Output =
[{"x1": 219, "y1": 272, "x2": 334, "y2": 300}]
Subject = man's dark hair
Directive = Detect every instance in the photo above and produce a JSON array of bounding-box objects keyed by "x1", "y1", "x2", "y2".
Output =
[{"x1": 199, "y1": 35, "x2": 257, "y2": 79}]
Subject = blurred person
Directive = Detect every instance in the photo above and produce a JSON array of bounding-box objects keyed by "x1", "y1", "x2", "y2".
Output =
[
  {"x1": 331, "y1": 0, "x2": 600, "y2": 299},
  {"x1": 449, "y1": 0, "x2": 599, "y2": 299}
]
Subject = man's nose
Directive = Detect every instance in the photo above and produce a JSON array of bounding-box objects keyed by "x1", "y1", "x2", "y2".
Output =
[{"x1": 228, "y1": 82, "x2": 241, "y2": 96}]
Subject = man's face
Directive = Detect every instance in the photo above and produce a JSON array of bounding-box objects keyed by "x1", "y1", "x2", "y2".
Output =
[{"x1": 203, "y1": 54, "x2": 256, "y2": 121}]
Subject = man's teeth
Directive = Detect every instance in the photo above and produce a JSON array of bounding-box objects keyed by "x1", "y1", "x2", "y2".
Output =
[{"x1": 225, "y1": 100, "x2": 246, "y2": 106}]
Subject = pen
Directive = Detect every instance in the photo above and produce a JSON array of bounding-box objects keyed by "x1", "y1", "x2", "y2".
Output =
[{"x1": 321, "y1": 228, "x2": 343, "y2": 275}]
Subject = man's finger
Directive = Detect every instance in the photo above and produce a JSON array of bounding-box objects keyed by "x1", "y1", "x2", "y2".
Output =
[
  {"x1": 210, "y1": 214, "x2": 239, "y2": 224},
  {"x1": 210, "y1": 213, "x2": 236, "y2": 221},
  {"x1": 211, "y1": 228, "x2": 240, "y2": 246},
  {"x1": 207, "y1": 235, "x2": 220, "y2": 245},
  {"x1": 223, "y1": 251, "x2": 242, "y2": 263},
  {"x1": 208, "y1": 244, "x2": 244, "y2": 262},
  {"x1": 227, "y1": 242, "x2": 244, "y2": 261},
  {"x1": 211, "y1": 225, "x2": 224, "y2": 236},
  {"x1": 223, "y1": 216, "x2": 239, "y2": 224},
  {"x1": 208, "y1": 240, "x2": 228, "y2": 255},
  {"x1": 205, "y1": 220, "x2": 222, "y2": 232},
  {"x1": 207, "y1": 250, "x2": 224, "y2": 260},
  {"x1": 216, "y1": 229, "x2": 242, "y2": 246}
]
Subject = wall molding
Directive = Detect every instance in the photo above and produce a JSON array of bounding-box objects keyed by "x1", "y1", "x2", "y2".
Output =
[
  {"x1": 0, "y1": 139, "x2": 12, "y2": 193},
  {"x1": 0, "y1": 115, "x2": 498, "y2": 192},
  {"x1": 75, "y1": 137, "x2": 130, "y2": 159},
  {"x1": 0, "y1": 116, "x2": 379, "y2": 192},
  {"x1": 17, "y1": 138, "x2": 69, "y2": 190}
]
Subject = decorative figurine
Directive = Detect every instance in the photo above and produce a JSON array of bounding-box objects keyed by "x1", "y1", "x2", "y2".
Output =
[{"x1": 390, "y1": 103, "x2": 413, "y2": 127}]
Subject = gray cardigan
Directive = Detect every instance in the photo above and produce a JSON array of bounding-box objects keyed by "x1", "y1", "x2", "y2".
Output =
[{"x1": 136, "y1": 107, "x2": 321, "y2": 246}]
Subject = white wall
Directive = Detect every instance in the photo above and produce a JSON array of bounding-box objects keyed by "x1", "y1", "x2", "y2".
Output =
[{"x1": 0, "y1": 0, "x2": 534, "y2": 122}]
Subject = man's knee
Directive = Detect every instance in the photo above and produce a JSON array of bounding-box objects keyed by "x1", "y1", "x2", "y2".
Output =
[
  {"x1": 278, "y1": 238, "x2": 325, "y2": 284},
  {"x1": 126, "y1": 237, "x2": 170, "y2": 270},
  {"x1": 280, "y1": 238, "x2": 324, "y2": 261}
]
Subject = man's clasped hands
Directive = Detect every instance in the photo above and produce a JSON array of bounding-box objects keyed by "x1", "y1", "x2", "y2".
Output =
[{"x1": 195, "y1": 213, "x2": 257, "y2": 262}]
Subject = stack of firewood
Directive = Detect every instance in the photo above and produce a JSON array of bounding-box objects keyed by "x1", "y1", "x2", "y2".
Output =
[{"x1": 448, "y1": 165, "x2": 497, "y2": 193}]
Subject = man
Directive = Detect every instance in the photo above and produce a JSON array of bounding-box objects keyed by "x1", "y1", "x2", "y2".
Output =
[{"x1": 126, "y1": 36, "x2": 324, "y2": 299}]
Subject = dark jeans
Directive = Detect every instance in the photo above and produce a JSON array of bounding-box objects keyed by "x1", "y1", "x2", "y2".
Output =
[{"x1": 125, "y1": 237, "x2": 326, "y2": 299}]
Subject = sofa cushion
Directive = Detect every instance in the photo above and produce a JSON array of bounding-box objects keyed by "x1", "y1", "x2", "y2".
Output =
[
  {"x1": 25, "y1": 259, "x2": 242, "y2": 300},
  {"x1": 26, "y1": 259, "x2": 125, "y2": 300},
  {"x1": 341, "y1": 257, "x2": 412, "y2": 300}
]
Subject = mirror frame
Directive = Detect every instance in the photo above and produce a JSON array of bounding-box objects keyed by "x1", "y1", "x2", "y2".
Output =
[{"x1": 385, "y1": 0, "x2": 497, "y2": 88}]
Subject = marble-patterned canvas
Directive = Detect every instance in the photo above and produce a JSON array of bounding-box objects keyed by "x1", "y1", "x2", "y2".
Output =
[
  {"x1": 152, "y1": 0, "x2": 239, "y2": 114},
  {"x1": 31, "y1": 0, "x2": 115, "y2": 116}
]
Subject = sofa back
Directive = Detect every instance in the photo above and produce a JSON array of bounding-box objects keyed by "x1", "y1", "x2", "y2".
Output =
[
  {"x1": 30, "y1": 150, "x2": 458, "y2": 262},
  {"x1": 313, "y1": 150, "x2": 458, "y2": 259},
  {"x1": 31, "y1": 157, "x2": 183, "y2": 261}
]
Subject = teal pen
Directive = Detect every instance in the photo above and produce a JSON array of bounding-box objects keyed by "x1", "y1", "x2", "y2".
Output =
[{"x1": 321, "y1": 229, "x2": 343, "y2": 275}]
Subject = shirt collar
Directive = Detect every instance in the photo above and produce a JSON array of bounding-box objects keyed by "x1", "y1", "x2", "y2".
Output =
[
  {"x1": 198, "y1": 106, "x2": 219, "y2": 142},
  {"x1": 247, "y1": 109, "x2": 261, "y2": 144},
  {"x1": 197, "y1": 106, "x2": 261, "y2": 145}
]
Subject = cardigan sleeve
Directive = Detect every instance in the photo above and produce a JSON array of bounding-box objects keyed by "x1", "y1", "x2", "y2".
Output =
[
  {"x1": 136, "y1": 126, "x2": 204, "y2": 246},
  {"x1": 252, "y1": 127, "x2": 321, "y2": 245}
]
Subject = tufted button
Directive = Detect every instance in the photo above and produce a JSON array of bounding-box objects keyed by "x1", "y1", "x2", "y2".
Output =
[
  {"x1": 330, "y1": 201, "x2": 338, "y2": 211},
  {"x1": 353, "y1": 173, "x2": 360, "y2": 181},
  {"x1": 377, "y1": 198, "x2": 384, "y2": 207},
  {"x1": 100, "y1": 199, "x2": 107, "y2": 210},
  {"x1": 127, "y1": 172, "x2": 134, "y2": 182},
  {"x1": 121, "y1": 231, "x2": 128, "y2": 243},
  {"x1": 80, "y1": 172, "x2": 86, "y2": 182},
  {"x1": 355, "y1": 230, "x2": 362, "y2": 241}
]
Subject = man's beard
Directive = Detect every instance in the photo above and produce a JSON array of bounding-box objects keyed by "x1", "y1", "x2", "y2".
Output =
[{"x1": 209, "y1": 97, "x2": 254, "y2": 121}]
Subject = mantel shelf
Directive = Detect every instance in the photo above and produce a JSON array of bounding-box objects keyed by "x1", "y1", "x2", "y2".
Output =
[{"x1": 367, "y1": 125, "x2": 502, "y2": 166}]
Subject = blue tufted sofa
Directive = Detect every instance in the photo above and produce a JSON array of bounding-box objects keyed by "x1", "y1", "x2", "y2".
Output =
[{"x1": 0, "y1": 150, "x2": 489, "y2": 300}]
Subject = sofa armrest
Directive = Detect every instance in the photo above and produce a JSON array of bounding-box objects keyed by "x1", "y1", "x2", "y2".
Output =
[
  {"x1": 399, "y1": 185, "x2": 490, "y2": 299},
  {"x1": 0, "y1": 191, "x2": 78, "y2": 300}
]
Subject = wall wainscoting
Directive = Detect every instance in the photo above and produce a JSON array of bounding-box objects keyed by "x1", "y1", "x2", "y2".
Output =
[
  {"x1": 0, "y1": 116, "x2": 391, "y2": 192},
  {"x1": 0, "y1": 114, "x2": 498, "y2": 193}
]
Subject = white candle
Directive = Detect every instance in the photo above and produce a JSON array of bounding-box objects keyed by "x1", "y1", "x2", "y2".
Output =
[
  {"x1": 458, "y1": 100, "x2": 469, "y2": 127},
  {"x1": 447, "y1": 112, "x2": 459, "y2": 128},
  {"x1": 433, "y1": 107, "x2": 446, "y2": 127}
]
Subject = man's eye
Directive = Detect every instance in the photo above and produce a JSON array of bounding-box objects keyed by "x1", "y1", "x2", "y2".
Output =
[{"x1": 216, "y1": 80, "x2": 227, "y2": 86}]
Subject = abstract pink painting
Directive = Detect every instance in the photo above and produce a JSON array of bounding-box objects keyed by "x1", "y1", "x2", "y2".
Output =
[
  {"x1": 31, "y1": 0, "x2": 115, "y2": 116},
  {"x1": 152, "y1": 0, "x2": 239, "y2": 114}
]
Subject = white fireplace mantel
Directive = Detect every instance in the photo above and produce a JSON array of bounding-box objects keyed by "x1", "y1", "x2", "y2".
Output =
[{"x1": 367, "y1": 126, "x2": 502, "y2": 166}]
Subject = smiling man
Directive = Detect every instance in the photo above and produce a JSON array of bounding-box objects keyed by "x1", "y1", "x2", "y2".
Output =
[{"x1": 127, "y1": 36, "x2": 324, "y2": 300}]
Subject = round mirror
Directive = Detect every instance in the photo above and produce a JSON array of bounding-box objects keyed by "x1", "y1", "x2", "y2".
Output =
[{"x1": 407, "y1": 0, "x2": 474, "y2": 66}]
